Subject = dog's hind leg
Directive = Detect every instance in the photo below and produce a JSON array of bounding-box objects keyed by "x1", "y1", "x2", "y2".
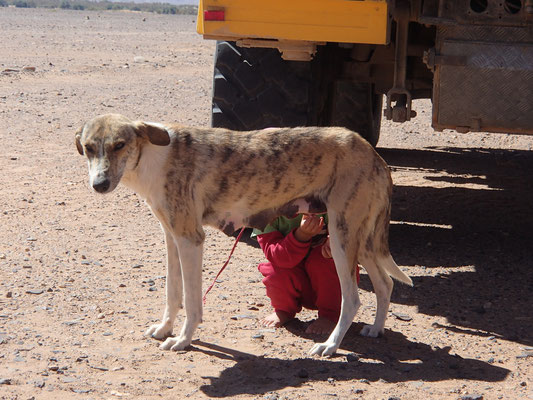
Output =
[
  {"x1": 145, "y1": 229, "x2": 183, "y2": 340},
  {"x1": 309, "y1": 214, "x2": 361, "y2": 356},
  {"x1": 160, "y1": 235, "x2": 203, "y2": 351},
  {"x1": 359, "y1": 255, "x2": 394, "y2": 338}
]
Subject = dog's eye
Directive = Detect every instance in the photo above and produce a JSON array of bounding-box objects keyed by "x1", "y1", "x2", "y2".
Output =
[
  {"x1": 85, "y1": 145, "x2": 95, "y2": 154},
  {"x1": 114, "y1": 142, "x2": 125, "y2": 151}
]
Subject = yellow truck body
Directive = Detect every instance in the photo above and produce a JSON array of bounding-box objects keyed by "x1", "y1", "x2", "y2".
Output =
[{"x1": 197, "y1": 0, "x2": 389, "y2": 45}]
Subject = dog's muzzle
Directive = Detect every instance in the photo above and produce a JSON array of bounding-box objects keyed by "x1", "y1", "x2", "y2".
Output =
[{"x1": 92, "y1": 177, "x2": 111, "y2": 193}]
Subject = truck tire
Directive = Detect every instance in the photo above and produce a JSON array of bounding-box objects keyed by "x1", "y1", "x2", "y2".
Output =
[
  {"x1": 211, "y1": 41, "x2": 318, "y2": 130},
  {"x1": 211, "y1": 41, "x2": 382, "y2": 146},
  {"x1": 328, "y1": 81, "x2": 383, "y2": 147}
]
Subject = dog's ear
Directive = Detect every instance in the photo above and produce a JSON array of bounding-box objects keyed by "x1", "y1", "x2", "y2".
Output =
[
  {"x1": 75, "y1": 125, "x2": 84, "y2": 155},
  {"x1": 134, "y1": 122, "x2": 171, "y2": 146}
]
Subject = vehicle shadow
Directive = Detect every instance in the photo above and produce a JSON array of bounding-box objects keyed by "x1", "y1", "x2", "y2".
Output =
[
  {"x1": 197, "y1": 145, "x2": 529, "y2": 397},
  {"x1": 377, "y1": 146, "x2": 533, "y2": 346}
]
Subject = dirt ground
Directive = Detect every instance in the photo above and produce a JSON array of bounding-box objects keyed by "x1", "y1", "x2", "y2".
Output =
[{"x1": 1, "y1": 7, "x2": 532, "y2": 400}]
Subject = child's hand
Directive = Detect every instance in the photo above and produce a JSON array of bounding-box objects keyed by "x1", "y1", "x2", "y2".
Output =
[
  {"x1": 321, "y1": 237, "x2": 332, "y2": 259},
  {"x1": 294, "y1": 214, "x2": 324, "y2": 242}
]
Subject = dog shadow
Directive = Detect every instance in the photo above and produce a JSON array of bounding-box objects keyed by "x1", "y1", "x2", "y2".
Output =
[{"x1": 193, "y1": 324, "x2": 509, "y2": 397}]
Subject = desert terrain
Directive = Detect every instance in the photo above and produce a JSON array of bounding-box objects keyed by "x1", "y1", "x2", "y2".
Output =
[{"x1": 0, "y1": 7, "x2": 532, "y2": 400}]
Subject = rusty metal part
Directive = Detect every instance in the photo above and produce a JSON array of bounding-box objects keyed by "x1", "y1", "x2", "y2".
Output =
[
  {"x1": 432, "y1": 25, "x2": 533, "y2": 134},
  {"x1": 423, "y1": 48, "x2": 467, "y2": 71},
  {"x1": 384, "y1": 0, "x2": 417, "y2": 123},
  {"x1": 527, "y1": 0, "x2": 533, "y2": 13},
  {"x1": 236, "y1": 39, "x2": 324, "y2": 61}
]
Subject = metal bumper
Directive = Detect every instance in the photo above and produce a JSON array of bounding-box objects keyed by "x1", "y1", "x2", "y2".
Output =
[{"x1": 197, "y1": 0, "x2": 389, "y2": 45}]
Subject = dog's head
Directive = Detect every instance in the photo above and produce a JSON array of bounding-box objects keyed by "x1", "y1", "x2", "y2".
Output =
[{"x1": 75, "y1": 113, "x2": 170, "y2": 194}]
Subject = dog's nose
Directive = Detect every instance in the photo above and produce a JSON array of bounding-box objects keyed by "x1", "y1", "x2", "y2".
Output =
[{"x1": 92, "y1": 178, "x2": 110, "y2": 193}]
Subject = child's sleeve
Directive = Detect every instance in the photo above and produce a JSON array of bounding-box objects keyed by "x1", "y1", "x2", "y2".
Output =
[{"x1": 256, "y1": 229, "x2": 311, "y2": 269}]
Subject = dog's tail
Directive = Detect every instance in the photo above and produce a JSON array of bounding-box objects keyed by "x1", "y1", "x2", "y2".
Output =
[{"x1": 378, "y1": 254, "x2": 413, "y2": 286}]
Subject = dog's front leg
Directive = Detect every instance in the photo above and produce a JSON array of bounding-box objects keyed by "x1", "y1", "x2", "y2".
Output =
[
  {"x1": 145, "y1": 230, "x2": 183, "y2": 340},
  {"x1": 160, "y1": 236, "x2": 203, "y2": 351}
]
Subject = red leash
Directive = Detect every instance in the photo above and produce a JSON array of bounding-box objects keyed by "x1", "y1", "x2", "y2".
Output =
[{"x1": 203, "y1": 227, "x2": 246, "y2": 304}]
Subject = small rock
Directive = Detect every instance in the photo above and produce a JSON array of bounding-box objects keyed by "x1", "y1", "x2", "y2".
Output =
[
  {"x1": 297, "y1": 369, "x2": 308, "y2": 378},
  {"x1": 392, "y1": 312, "x2": 412, "y2": 321},
  {"x1": 132, "y1": 264, "x2": 143, "y2": 269},
  {"x1": 252, "y1": 333, "x2": 264, "y2": 340},
  {"x1": 26, "y1": 289, "x2": 44, "y2": 295},
  {"x1": 34, "y1": 380, "x2": 45, "y2": 388},
  {"x1": 90, "y1": 365, "x2": 109, "y2": 371},
  {"x1": 102, "y1": 332, "x2": 113, "y2": 336},
  {"x1": 97, "y1": 313, "x2": 105, "y2": 319},
  {"x1": 71, "y1": 388, "x2": 91, "y2": 394},
  {"x1": 148, "y1": 287, "x2": 157, "y2": 292},
  {"x1": 48, "y1": 365, "x2": 59, "y2": 371},
  {"x1": 0, "y1": 378, "x2": 12, "y2": 385},
  {"x1": 6, "y1": 291, "x2": 12, "y2": 298},
  {"x1": 346, "y1": 352, "x2": 359, "y2": 363},
  {"x1": 230, "y1": 314, "x2": 254, "y2": 320},
  {"x1": 460, "y1": 396, "x2": 483, "y2": 400},
  {"x1": 133, "y1": 56, "x2": 146, "y2": 63}
]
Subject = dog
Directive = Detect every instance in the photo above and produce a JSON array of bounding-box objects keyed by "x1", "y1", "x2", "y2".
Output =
[{"x1": 75, "y1": 113, "x2": 412, "y2": 356}]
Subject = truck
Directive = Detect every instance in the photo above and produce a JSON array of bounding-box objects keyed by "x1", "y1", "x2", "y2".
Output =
[{"x1": 196, "y1": 0, "x2": 533, "y2": 147}]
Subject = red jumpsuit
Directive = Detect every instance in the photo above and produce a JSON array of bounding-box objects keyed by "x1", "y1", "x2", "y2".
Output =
[{"x1": 257, "y1": 228, "x2": 345, "y2": 322}]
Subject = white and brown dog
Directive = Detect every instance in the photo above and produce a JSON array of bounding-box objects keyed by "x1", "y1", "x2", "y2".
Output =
[{"x1": 75, "y1": 113, "x2": 412, "y2": 356}]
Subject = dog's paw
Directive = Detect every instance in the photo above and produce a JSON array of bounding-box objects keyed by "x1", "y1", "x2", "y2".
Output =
[
  {"x1": 360, "y1": 324, "x2": 383, "y2": 338},
  {"x1": 309, "y1": 341, "x2": 337, "y2": 357},
  {"x1": 145, "y1": 323, "x2": 173, "y2": 340},
  {"x1": 160, "y1": 336, "x2": 191, "y2": 352}
]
